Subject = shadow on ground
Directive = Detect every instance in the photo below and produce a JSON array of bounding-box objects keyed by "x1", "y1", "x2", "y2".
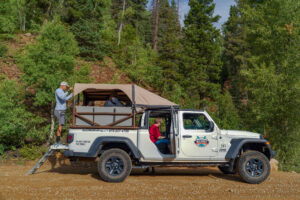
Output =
[{"x1": 40, "y1": 153, "x2": 242, "y2": 183}]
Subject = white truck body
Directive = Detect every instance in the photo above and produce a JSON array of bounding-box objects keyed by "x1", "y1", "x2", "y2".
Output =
[
  {"x1": 67, "y1": 110, "x2": 263, "y2": 163},
  {"x1": 63, "y1": 83, "x2": 274, "y2": 183}
]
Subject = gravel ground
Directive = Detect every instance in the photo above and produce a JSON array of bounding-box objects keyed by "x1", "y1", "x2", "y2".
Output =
[{"x1": 0, "y1": 158, "x2": 300, "y2": 200}]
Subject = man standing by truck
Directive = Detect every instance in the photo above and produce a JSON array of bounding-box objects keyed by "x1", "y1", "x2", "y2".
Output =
[{"x1": 54, "y1": 81, "x2": 73, "y2": 144}]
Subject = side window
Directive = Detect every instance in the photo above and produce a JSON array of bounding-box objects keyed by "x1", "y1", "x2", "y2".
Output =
[
  {"x1": 148, "y1": 115, "x2": 166, "y2": 134},
  {"x1": 183, "y1": 113, "x2": 210, "y2": 130},
  {"x1": 147, "y1": 111, "x2": 171, "y2": 136}
]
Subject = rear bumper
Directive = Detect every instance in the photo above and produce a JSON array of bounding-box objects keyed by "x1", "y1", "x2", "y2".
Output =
[
  {"x1": 63, "y1": 150, "x2": 74, "y2": 157},
  {"x1": 63, "y1": 150, "x2": 96, "y2": 158}
]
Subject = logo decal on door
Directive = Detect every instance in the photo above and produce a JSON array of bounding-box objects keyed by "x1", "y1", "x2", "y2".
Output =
[{"x1": 195, "y1": 136, "x2": 209, "y2": 147}]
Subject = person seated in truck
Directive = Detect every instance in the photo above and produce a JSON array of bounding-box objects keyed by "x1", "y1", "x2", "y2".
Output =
[
  {"x1": 104, "y1": 92, "x2": 124, "y2": 107},
  {"x1": 149, "y1": 118, "x2": 171, "y2": 154}
]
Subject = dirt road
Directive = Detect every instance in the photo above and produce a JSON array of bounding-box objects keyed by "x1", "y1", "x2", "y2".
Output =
[{"x1": 0, "y1": 157, "x2": 299, "y2": 200}]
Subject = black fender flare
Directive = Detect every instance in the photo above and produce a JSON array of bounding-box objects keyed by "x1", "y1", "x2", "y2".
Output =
[
  {"x1": 95, "y1": 137, "x2": 141, "y2": 158},
  {"x1": 225, "y1": 138, "x2": 273, "y2": 160},
  {"x1": 64, "y1": 137, "x2": 141, "y2": 158}
]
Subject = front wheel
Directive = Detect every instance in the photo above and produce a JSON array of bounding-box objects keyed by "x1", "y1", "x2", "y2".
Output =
[
  {"x1": 238, "y1": 151, "x2": 270, "y2": 184},
  {"x1": 98, "y1": 148, "x2": 132, "y2": 182}
]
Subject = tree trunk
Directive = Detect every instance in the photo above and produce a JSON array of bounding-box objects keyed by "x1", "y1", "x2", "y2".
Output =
[
  {"x1": 177, "y1": 0, "x2": 180, "y2": 15},
  {"x1": 17, "y1": 9, "x2": 26, "y2": 32},
  {"x1": 153, "y1": 0, "x2": 160, "y2": 50},
  {"x1": 15, "y1": 0, "x2": 26, "y2": 32},
  {"x1": 22, "y1": 14, "x2": 26, "y2": 32},
  {"x1": 47, "y1": 101, "x2": 55, "y2": 145},
  {"x1": 43, "y1": 2, "x2": 52, "y2": 25},
  {"x1": 18, "y1": 10, "x2": 22, "y2": 31},
  {"x1": 117, "y1": 0, "x2": 126, "y2": 46}
]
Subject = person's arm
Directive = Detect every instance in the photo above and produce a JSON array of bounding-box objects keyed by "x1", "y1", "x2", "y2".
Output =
[
  {"x1": 154, "y1": 126, "x2": 163, "y2": 140},
  {"x1": 149, "y1": 125, "x2": 156, "y2": 143},
  {"x1": 155, "y1": 126, "x2": 165, "y2": 140},
  {"x1": 65, "y1": 93, "x2": 73, "y2": 100},
  {"x1": 65, "y1": 87, "x2": 73, "y2": 100},
  {"x1": 56, "y1": 89, "x2": 73, "y2": 101}
]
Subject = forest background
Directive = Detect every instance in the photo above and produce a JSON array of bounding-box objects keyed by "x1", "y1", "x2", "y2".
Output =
[{"x1": 0, "y1": 0, "x2": 299, "y2": 172}]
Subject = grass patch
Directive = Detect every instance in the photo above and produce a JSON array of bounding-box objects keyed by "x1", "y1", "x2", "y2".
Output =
[
  {"x1": 16, "y1": 160, "x2": 25, "y2": 165},
  {"x1": 19, "y1": 145, "x2": 47, "y2": 160}
]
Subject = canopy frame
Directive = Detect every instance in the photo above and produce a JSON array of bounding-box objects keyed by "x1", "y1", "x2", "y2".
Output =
[
  {"x1": 70, "y1": 83, "x2": 177, "y2": 129},
  {"x1": 71, "y1": 84, "x2": 136, "y2": 129}
]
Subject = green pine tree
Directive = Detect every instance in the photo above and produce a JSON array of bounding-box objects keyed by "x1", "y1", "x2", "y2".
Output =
[
  {"x1": 156, "y1": 0, "x2": 183, "y2": 103},
  {"x1": 21, "y1": 20, "x2": 79, "y2": 107},
  {"x1": 63, "y1": 0, "x2": 115, "y2": 60},
  {"x1": 223, "y1": 0, "x2": 300, "y2": 170},
  {"x1": 181, "y1": 0, "x2": 222, "y2": 109}
]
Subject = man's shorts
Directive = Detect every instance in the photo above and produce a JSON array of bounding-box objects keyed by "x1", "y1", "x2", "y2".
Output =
[{"x1": 54, "y1": 110, "x2": 66, "y2": 125}]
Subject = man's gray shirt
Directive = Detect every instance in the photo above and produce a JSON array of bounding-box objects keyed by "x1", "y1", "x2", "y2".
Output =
[{"x1": 55, "y1": 88, "x2": 73, "y2": 111}]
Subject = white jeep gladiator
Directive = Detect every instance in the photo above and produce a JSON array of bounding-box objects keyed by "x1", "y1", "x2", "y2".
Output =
[{"x1": 63, "y1": 83, "x2": 275, "y2": 184}]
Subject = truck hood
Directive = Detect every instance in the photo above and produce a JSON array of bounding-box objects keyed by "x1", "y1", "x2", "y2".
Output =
[{"x1": 220, "y1": 130, "x2": 261, "y2": 139}]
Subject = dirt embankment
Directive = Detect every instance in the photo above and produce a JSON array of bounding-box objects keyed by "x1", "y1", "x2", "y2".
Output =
[
  {"x1": 1, "y1": 33, "x2": 130, "y2": 85},
  {"x1": 0, "y1": 156, "x2": 299, "y2": 200}
]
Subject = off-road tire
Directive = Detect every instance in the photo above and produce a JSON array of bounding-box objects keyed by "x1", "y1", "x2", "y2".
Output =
[
  {"x1": 238, "y1": 151, "x2": 270, "y2": 184},
  {"x1": 218, "y1": 165, "x2": 236, "y2": 174},
  {"x1": 98, "y1": 148, "x2": 132, "y2": 182}
]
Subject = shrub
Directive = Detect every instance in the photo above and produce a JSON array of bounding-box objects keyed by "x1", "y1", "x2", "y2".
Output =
[
  {"x1": 19, "y1": 145, "x2": 47, "y2": 160},
  {"x1": 0, "y1": 42, "x2": 7, "y2": 57},
  {"x1": 0, "y1": 144, "x2": 4, "y2": 155},
  {"x1": 0, "y1": 77, "x2": 46, "y2": 150}
]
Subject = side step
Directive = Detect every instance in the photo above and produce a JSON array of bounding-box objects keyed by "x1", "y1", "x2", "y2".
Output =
[{"x1": 26, "y1": 144, "x2": 69, "y2": 175}]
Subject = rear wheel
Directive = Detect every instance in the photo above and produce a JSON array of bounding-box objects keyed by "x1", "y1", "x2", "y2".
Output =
[
  {"x1": 237, "y1": 151, "x2": 270, "y2": 184},
  {"x1": 98, "y1": 148, "x2": 132, "y2": 182}
]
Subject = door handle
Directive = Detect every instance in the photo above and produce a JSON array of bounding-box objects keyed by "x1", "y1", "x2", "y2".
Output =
[{"x1": 182, "y1": 135, "x2": 192, "y2": 138}]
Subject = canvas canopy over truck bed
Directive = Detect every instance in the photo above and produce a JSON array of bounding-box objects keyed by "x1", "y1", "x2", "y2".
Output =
[{"x1": 71, "y1": 83, "x2": 178, "y2": 129}]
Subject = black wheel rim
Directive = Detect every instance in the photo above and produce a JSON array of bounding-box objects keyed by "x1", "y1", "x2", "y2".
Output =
[
  {"x1": 245, "y1": 158, "x2": 264, "y2": 177},
  {"x1": 104, "y1": 156, "x2": 125, "y2": 176}
]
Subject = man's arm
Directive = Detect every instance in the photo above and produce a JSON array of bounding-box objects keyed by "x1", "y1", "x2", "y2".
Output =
[
  {"x1": 65, "y1": 93, "x2": 73, "y2": 100},
  {"x1": 149, "y1": 125, "x2": 156, "y2": 143},
  {"x1": 56, "y1": 89, "x2": 73, "y2": 101},
  {"x1": 155, "y1": 127, "x2": 165, "y2": 139},
  {"x1": 65, "y1": 87, "x2": 73, "y2": 100}
]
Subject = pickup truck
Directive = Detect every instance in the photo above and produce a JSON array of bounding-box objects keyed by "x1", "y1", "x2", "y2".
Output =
[{"x1": 63, "y1": 83, "x2": 275, "y2": 184}]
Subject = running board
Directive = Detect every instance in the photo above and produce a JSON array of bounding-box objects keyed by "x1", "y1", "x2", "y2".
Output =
[
  {"x1": 26, "y1": 144, "x2": 69, "y2": 175},
  {"x1": 136, "y1": 162, "x2": 227, "y2": 167}
]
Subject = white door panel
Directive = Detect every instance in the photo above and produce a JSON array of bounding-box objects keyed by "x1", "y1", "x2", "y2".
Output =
[
  {"x1": 137, "y1": 129, "x2": 174, "y2": 161},
  {"x1": 181, "y1": 130, "x2": 218, "y2": 157},
  {"x1": 179, "y1": 111, "x2": 218, "y2": 158}
]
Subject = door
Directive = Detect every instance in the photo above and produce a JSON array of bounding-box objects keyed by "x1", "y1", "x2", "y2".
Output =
[
  {"x1": 137, "y1": 111, "x2": 175, "y2": 161},
  {"x1": 179, "y1": 112, "x2": 218, "y2": 158}
]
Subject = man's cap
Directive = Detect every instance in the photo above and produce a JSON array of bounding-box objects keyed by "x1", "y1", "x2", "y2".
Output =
[{"x1": 60, "y1": 81, "x2": 69, "y2": 87}]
